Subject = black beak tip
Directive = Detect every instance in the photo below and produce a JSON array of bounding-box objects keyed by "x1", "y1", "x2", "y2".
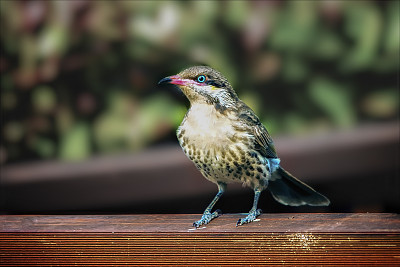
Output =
[{"x1": 158, "y1": 77, "x2": 172, "y2": 85}]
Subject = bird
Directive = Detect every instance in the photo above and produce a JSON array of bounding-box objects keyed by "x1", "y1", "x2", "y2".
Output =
[{"x1": 158, "y1": 66, "x2": 330, "y2": 227}]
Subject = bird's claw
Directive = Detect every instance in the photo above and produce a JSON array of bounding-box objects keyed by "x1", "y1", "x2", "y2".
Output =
[
  {"x1": 236, "y1": 209, "x2": 262, "y2": 226},
  {"x1": 193, "y1": 209, "x2": 222, "y2": 228}
]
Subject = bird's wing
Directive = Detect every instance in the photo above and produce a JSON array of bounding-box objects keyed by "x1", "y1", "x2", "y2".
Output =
[
  {"x1": 237, "y1": 102, "x2": 278, "y2": 158},
  {"x1": 254, "y1": 123, "x2": 277, "y2": 158}
]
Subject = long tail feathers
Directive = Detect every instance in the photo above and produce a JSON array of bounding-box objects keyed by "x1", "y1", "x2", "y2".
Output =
[{"x1": 268, "y1": 167, "x2": 330, "y2": 206}]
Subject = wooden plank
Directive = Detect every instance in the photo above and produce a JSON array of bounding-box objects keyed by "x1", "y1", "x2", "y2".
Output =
[
  {"x1": 1, "y1": 233, "x2": 399, "y2": 266},
  {"x1": 1, "y1": 213, "x2": 400, "y2": 233},
  {"x1": 1, "y1": 214, "x2": 399, "y2": 266}
]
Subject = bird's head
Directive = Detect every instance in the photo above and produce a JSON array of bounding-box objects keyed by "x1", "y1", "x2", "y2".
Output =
[{"x1": 159, "y1": 66, "x2": 239, "y2": 110}]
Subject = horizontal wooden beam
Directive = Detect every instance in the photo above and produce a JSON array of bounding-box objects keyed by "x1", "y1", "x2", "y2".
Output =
[
  {"x1": 1, "y1": 214, "x2": 399, "y2": 266},
  {"x1": 1, "y1": 213, "x2": 400, "y2": 233},
  {"x1": 1, "y1": 123, "x2": 398, "y2": 213}
]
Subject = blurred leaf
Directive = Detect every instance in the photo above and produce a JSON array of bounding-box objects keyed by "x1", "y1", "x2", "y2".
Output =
[
  {"x1": 312, "y1": 31, "x2": 344, "y2": 60},
  {"x1": 94, "y1": 113, "x2": 130, "y2": 153},
  {"x1": 191, "y1": 1, "x2": 219, "y2": 24},
  {"x1": 56, "y1": 106, "x2": 74, "y2": 134},
  {"x1": 0, "y1": 1, "x2": 20, "y2": 55},
  {"x1": 128, "y1": 93, "x2": 186, "y2": 149},
  {"x1": 34, "y1": 138, "x2": 55, "y2": 158},
  {"x1": 32, "y1": 86, "x2": 57, "y2": 113},
  {"x1": 3, "y1": 122, "x2": 24, "y2": 143},
  {"x1": 361, "y1": 89, "x2": 399, "y2": 118},
  {"x1": 143, "y1": 93, "x2": 186, "y2": 128},
  {"x1": 375, "y1": 0, "x2": 400, "y2": 72},
  {"x1": 94, "y1": 91, "x2": 137, "y2": 152},
  {"x1": 108, "y1": 90, "x2": 137, "y2": 116},
  {"x1": 59, "y1": 122, "x2": 91, "y2": 161},
  {"x1": 269, "y1": 1, "x2": 317, "y2": 52},
  {"x1": 282, "y1": 55, "x2": 309, "y2": 83},
  {"x1": 308, "y1": 77, "x2": 356, "y2": 128},
  {"x1": 224, "y1": 1, "x2": 249, "y2": 29},
  {"x1": 39, "y1": 23, "x2": 68, "y2": 58},
  {"x1": 384, "y1": 1, "x2": 400, "y2": 56},
  {"x1": 130, "y1": 2, "x2": 181, "y2": 44},
  {"x1": 20, "y1": 35, "x2": 37, "y2": 71},
  {"x1": 342, "y1": 3, "x2": 382, "y2": 71}
]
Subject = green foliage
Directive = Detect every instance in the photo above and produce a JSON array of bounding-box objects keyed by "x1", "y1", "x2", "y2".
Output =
[
  {"x1": 32, "y1": 86, "x2": 56, "y2": 114},
  {"x1": 309, "y1": 77, "x2": 356, "y2": 128},
  {"x1": 59, "y1": 122, "x2": 91, "y2": 161},
  {"x1": 361, "y1": 89, "x2": 399, "y2": 118},
  {"x1": 342, "y1": 2, "x2": 382, "y2": 72},
  {"x1": 34, "y1": 138, "x2": 55, "y2": 159},
  {"x1": 0, "y1": 1, "x2": 398, "y2": 163}
]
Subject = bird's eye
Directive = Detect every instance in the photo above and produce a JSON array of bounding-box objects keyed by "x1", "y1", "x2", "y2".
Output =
[{"x1": 197, "y1": 75, "x2": 206, "y2": 83}]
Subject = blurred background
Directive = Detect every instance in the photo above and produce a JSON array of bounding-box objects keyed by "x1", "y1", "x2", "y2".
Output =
[{"x1": 0, "y1": 0, "x2": 399, "y2": 215}]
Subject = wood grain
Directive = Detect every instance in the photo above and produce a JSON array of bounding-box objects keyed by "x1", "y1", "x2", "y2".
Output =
[{"x1": 1, "y1": 214, "x2": 400, "y2": 266}]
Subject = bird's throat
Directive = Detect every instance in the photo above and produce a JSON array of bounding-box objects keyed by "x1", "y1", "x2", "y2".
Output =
[{"x1": 178, "y1": 103, "x2": 235, "y2": 149}]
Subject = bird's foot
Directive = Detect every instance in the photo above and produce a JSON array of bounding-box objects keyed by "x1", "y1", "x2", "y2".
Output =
[
  {"x1": 236, "y1": 209, "x2": 262, "y2": 226},
  {"x1": 193, "y1": 209, "x2": 222, "y2": 228}
]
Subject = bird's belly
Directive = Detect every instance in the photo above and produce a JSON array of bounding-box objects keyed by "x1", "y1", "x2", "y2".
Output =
[{"x1": 179, "y1": 129, "x2": 270, "y2": 189}]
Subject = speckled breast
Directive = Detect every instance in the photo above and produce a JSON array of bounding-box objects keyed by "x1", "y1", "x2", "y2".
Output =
[{"x1": 177, "y1": 103, "x2": 270, "y2": 190}]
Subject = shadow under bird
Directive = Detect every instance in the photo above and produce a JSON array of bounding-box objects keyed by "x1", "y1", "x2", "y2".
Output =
[{"x1": 159, "y1": 66, "x2": 330, "y2": 227}]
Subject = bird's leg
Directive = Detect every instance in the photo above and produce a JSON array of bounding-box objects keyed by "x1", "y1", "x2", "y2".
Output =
[
  {"x1": 237, "y1": 189, "x2": 262, "y2": 226},
  {"x1": 193, "y1": 182, "x2": 226, "y2": 228}
]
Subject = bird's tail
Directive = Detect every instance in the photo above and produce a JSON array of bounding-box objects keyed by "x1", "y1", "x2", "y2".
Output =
[{"x1": 268, "y1": 167, "x2": 330, "y2": 206}]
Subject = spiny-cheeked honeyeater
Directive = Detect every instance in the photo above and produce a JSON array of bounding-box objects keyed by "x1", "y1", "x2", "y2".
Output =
[{"x1": 159, "y1": 66, "x2": 330, "y2": 227}]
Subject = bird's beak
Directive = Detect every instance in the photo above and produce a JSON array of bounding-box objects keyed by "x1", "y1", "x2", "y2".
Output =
[
  {"x1": 158, "y1": 75, "x2": 187, "y2": 86},
  {"x1": 158, "y1": 77, "x2": 172, "y2": 85}
]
